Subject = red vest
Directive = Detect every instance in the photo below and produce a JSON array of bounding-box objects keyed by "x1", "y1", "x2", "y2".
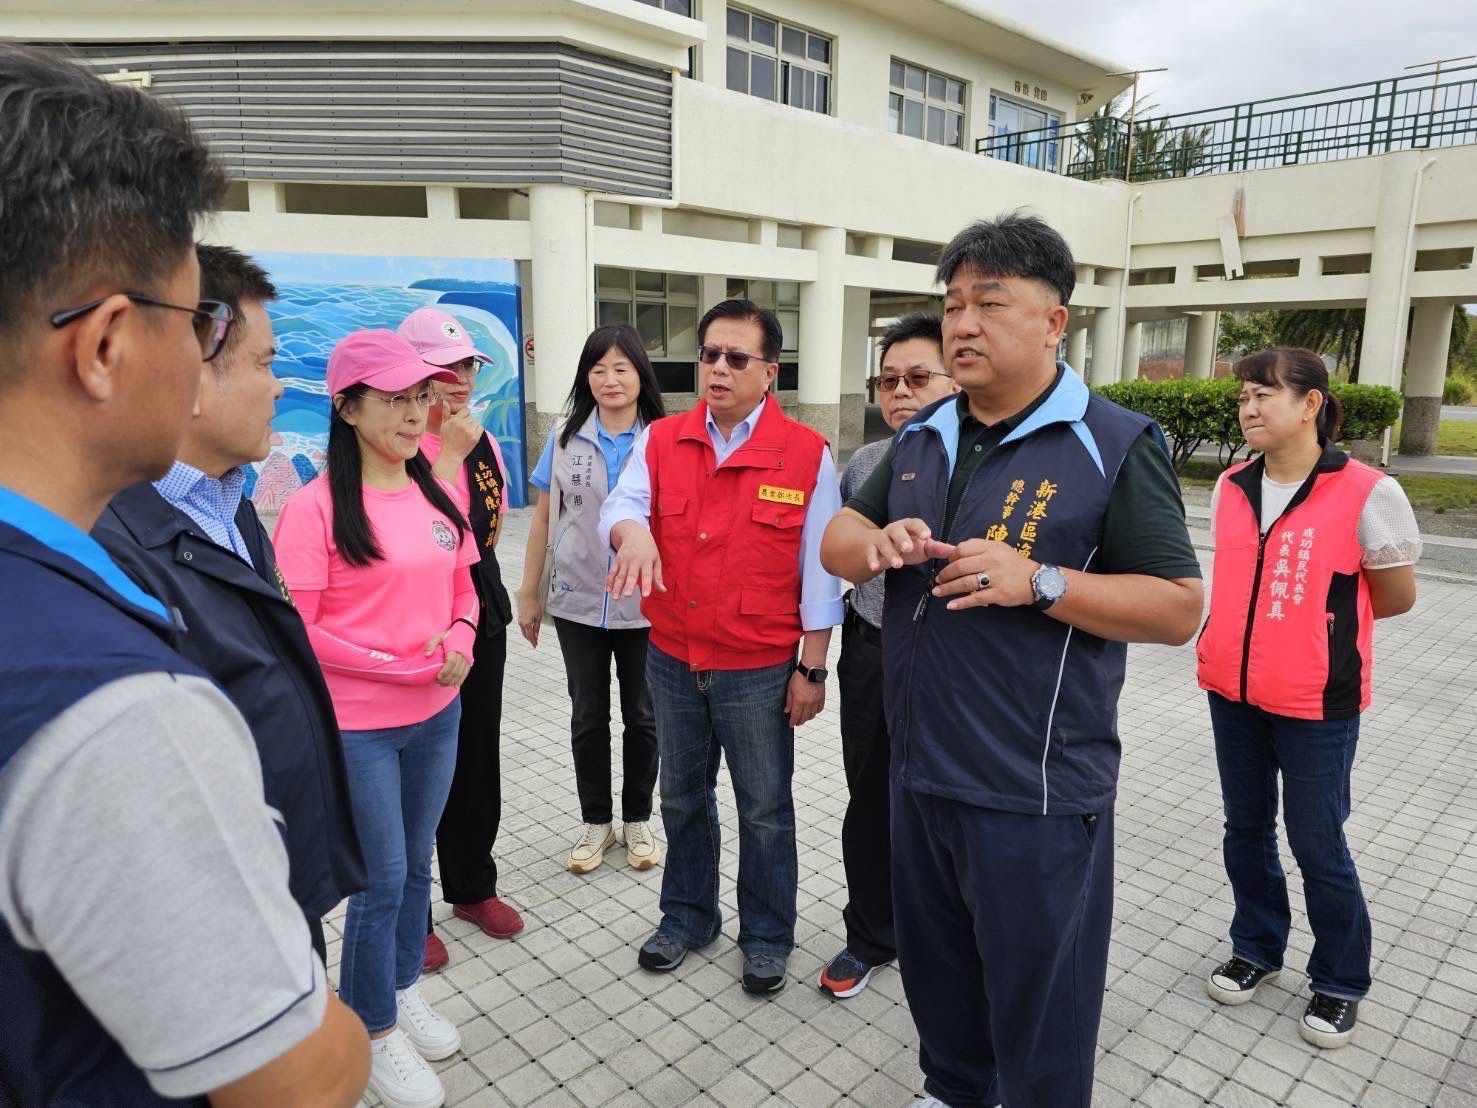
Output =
[
  {"x1": 1196, "y1": 448, "x2": 1383, "y2": 720},
  {"x1": 643, "y1": 395, "x2": 826, "y2": 671}
]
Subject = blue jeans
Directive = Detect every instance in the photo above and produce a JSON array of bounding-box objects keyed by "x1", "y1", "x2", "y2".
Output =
[
  {"x1": 646, "y1": 644, "x2": 797, "y2": 958},
  {"x1": 339, "y1": 699, "x2": 461, "y2": 1031},
  {"x1": 1208, "y1": 693, "x2": 1371, "y2": 1000}
]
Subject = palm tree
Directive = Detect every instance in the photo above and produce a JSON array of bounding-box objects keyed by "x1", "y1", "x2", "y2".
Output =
[
  {"x1": 1272, "y1": 309, "x2": 1366, "y2": 380},
  {"x1": 1073, "y1": 92, "x2": 1213, "y2": 181}
]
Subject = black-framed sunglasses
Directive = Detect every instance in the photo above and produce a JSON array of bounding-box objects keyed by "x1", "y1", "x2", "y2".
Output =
[
  {"x1": 698, "y1": 344, "x2": 771, "y2": 371},
  {"x1": 870, "y1": 369, "x2": 952, "y2": 393},
  {"x1": 50, "y1": 294, "x2": 235, "y2": 362}
]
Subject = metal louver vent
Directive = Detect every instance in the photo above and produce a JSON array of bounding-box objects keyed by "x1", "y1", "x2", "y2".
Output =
[{"x1": 62, "y1": 40, "x2": 674, "y2": 196}]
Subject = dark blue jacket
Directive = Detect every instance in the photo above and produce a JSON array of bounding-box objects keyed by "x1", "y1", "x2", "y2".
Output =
[
  {"x1": 881, "y1": 368, "x2": 1153, "y2": 815},
  {"x1": 93, "y1": 483, "x2": 366, "y2": 921},
  {"x1": 0, "y1": 499, "x2": 206, "y2": 1106}
]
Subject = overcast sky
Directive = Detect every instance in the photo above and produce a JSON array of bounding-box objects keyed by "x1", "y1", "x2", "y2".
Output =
[{"x1": 984, "y1": 0, "x2": 1474, "y2": 115}]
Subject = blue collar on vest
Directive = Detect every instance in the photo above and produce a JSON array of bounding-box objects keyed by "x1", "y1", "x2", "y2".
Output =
[
  {"x1": 0, "y1": 486, "x2": 170, "y2": 622},
  {"x1": 898, "y1": 362, "x2": 1104, "y2": 477}
]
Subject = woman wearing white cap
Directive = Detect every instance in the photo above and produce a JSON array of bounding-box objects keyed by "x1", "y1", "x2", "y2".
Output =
[
  {"x1": 397, "y1": 308, "x2": 525, "y2": 973},
  {"x1": 274, "y1": 329, "x2": 476, "y2": 1108}
]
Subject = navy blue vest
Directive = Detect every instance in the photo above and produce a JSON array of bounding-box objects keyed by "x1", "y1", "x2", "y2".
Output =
[
  {"x1": 882, "y1": 368, "x2": 1152, "y2": 815},
  {"x1": 0, "y1": 513, "x2": 207, "y2": 1107}
]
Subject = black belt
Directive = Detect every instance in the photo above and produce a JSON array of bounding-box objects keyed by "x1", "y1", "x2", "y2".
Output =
[{"x1": 845, "y1": 605, "x2": 882, "y2": 646}]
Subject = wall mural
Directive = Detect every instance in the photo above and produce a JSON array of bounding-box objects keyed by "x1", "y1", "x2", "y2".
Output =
[{"x1": 244, "y1": 252, "x2": 526, "y2": 511}]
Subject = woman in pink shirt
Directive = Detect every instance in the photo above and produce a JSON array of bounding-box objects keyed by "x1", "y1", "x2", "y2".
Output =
[{"x1": 274, "y1": 329, "x2": 478, "y2": 1108}]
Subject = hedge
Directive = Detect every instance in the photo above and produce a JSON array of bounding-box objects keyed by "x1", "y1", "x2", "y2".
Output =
[{"x1": 1095, "y1": 378, "x2": 1403, "y2": 473}]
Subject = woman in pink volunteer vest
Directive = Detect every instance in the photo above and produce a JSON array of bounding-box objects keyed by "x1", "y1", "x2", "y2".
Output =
[
  {"x1": 1196, "y1": 348, "x2": 1420, "y2": 1051},
  {"x1": 274, "y1": 329, "x2": 479, "y2": 1108}
]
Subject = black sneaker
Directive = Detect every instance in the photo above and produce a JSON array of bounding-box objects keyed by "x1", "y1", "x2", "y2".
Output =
[
  {"x1": 637, "y1": 929, "x2": 689, "y2": 972},
  {"x1": 1206, "y1": 956, "x2": 1280, "y2": 1005},
  {"x1": 1300, "y1": 993, "x2": 1359, "y2": 1049},
  {"x1": 741, "y1": 953, "x2": 787, "y2": 995}
]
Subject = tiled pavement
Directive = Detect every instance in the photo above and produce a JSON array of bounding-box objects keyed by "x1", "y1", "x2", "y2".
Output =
[{"x1": 329, "y1": 507, "x2": 1477, "y2": 1108}]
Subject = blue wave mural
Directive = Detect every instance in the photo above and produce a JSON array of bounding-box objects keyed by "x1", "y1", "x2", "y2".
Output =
[{"x1": 244, "y1": 253, "x2": 526, "y2": 510}]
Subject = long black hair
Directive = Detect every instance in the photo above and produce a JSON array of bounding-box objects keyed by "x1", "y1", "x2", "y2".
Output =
[
  {"x1": 327, "y1": 382, "x2": 468, "y2": 567},
  {"x1": 1233, "y1": 347, "x2": 1344, "y2": 442},
  {"x1": 559, "y1": 324, "x2": 666, "y2": 448}
]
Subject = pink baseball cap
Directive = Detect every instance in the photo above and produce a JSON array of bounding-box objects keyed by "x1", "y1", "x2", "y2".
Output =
[
  {"x1": 398, "y1": 307, "x2": 492, "y2": 366},
  {"x1": 326, "y1": 329, "x2": 459, "y2": 397}
]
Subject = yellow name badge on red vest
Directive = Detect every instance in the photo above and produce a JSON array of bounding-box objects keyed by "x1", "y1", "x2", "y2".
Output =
[{"x1": 757, "y1": 484, "x2": 805, "y2": 506}]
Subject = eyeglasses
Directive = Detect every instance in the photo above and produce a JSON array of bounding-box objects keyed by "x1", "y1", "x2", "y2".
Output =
[
  {"x1": 370, "y1": 388, "x2": 436, "y2": 412},
  {"x1": 870, "y1": 369, "x2": 952, "y2": 393},
  {"x1": 698, "y1": 345, "x2": 772, "y2": 371},
  {"x1": 50, "y1": 294, "x2": 235, "y2": 362}
]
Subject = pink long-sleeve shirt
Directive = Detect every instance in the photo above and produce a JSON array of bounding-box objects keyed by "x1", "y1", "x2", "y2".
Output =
[{"x1": 273, "y1": 475, "x2": 479, "y2": 731}]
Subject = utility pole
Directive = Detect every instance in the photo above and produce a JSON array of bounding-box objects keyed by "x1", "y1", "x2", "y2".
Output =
[{"x1": 1107, "y1": 67, "x2": 1167, "y2": 181}]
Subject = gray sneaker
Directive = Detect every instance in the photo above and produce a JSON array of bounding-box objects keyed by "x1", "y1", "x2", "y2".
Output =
[
  {"x1": 637, "y1": 929, "x2": 689, "y2": 973},
  {"x1": 742, "y1": 953, "x2": 787, "y2": 995}
]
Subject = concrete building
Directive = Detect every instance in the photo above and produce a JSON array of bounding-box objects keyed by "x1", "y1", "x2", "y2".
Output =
[{"x1": 11, "y1": 0, "x2": 1477, "y2": 472}]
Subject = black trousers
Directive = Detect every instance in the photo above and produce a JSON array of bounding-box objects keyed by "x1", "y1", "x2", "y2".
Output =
[
  {"x1": 837, "y1": 610, "x2": 896, "y2": 965},
  {"x1": 893, "y1": 784, "x2": 1115, "y2": 1108},
  {"x1": 433, "y1": 623, "x2": 507, "y2": 905},
  {"x1": 553, "y1": 617, "x2": 658, "y2": 824}
]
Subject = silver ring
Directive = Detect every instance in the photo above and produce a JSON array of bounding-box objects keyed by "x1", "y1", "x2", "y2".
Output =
[{"x1": 975, "y1": 571, "x2": 991, "y2": 592}]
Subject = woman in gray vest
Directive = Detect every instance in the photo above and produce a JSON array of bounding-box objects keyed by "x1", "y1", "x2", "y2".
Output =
[{"x1": 518, "y1": 324, "x2": 667, "y2": 875}]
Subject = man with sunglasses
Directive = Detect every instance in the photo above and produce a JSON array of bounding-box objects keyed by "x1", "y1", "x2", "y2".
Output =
[
  {"x1": 600, "y1": 299, "x2": 843, "y2": 996},
  {"x1": 93, "y1": 244, "x2": 368, "y2": 967},
  {"x1": 0, "y1": 45, "x2": 368, "y2": 1106},
  {"x1": 818, "y1": 312, "x2": 957, "y2": 1002}
]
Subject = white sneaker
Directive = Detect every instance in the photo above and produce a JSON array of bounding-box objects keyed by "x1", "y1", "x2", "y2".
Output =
[
  {"x1": 568, "y1": 821, "x2": 616, "y2": 873},
  {"x1": 368, "y1": 1027, "x2": 445, "y2": 1108},
  {"x1": 395, "y1": 982, "x2": 461, "y2": 1061},
  {"x1": 623, "y1": 820, "x2": 664, "y2": 870}
]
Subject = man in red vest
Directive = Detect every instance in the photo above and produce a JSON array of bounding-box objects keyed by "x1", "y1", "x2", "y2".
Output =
[{"x1": 599, "y1": 299, "x2": 843, "y2": 995}]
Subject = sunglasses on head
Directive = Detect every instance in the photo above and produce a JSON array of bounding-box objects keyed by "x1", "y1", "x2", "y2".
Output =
[{"x1": 698, "y1": 344, "x2": 771, "y2": 371}]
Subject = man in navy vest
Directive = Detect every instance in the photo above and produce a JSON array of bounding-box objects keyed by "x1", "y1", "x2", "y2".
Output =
[
  {"x1": 822, "y1": 214, "x2": 1204, "y2": 1107},
  {"x1": 93, "y1": 244, "x2": 367, "y2": 964},
  {"x1": 0, "y1": 45, "x2": 368, "y2": 1106}
]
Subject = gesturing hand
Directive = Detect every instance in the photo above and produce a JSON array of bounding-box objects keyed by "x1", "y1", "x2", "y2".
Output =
[
  {"x1": 860, "y1": 518, "x2": 935, "y2": 575},
  {"x1": 928, "y1": 538, "x2": 1038, "y2": 611},
  {"x1": 606, "y1": 525, "x2": 665, "y2": 599}
]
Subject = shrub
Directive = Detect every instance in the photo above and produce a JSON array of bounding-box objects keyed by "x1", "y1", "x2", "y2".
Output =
[
  {"x1": 1443, "y1": 373, "x2": 1477, "y2": 406},
  {"x1": 1096, "y1": 377, "x2": 1402, "y2": 472}
]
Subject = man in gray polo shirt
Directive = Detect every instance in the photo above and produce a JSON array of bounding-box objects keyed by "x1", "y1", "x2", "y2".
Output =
[{"x1": 817, "y1": 313, "x2": 958, "y2": 1000}]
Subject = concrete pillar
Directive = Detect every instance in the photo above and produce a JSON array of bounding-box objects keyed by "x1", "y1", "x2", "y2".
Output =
[
  {"x1": 1089, "y1": 276, "x2": 1123, "y2": 387},
  {"x1": 425, "y1": 185, "x2": 458, "y2": 221},
  {"x1": 1066, "y1": 325, "x2": 1089, "y2": 377},
  {"x1": 1399, "y1": 301, "x2": 1455, "y2": 456},
  {"x1": 797, "y1": 225, "x2": 847, "y2": 445},
  {"x1": 839, "y1": 287, "x2": 872, "y2": 452},
  {"x1": 1359, "y1": 151, "x2": 1424, "y2": 388},
  {"x1": 1185, "y1": 312, "x2": 1218, "y2": 380},
  {"x1": 1121, "y1": 322, "x2": 1142, "y2": 382},
  {"x1": 527, "y1": 184, "x2": 591, "y2": 468},
  {"x1": 246, "y1": 180, "x2": 283, "y2": 213}
]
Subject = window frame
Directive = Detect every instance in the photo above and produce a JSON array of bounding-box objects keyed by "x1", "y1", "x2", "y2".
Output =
[
  {"x1": 888, "y1": 58, "x2": 966, "y2": 149},
  {"x1": 594, "y1": 267, "x2": 700, "y2": 363},
  {"x1": 726, "y1": 5, "x2": 833, "y2": 116},
  {"x1": 984, "y1": 90, "x2": 1062, "y2": 172}
]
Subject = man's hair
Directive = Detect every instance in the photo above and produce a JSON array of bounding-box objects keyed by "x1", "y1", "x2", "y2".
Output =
[
  {"x1": 197, "y1": 244, "x2": 277, "y2": 362},
  {"x1": 878, "y1": 313, "x2": 943, "y2": 363},
  {"x1": 697, "y1": 299, "x2": 783, "y2": 363},
  {"x1": 0, "y1": 45, "x2": 226, "y2": 362},
  {"x1": 934, "y1": 213, "x2": 1076, "y2": 307}
]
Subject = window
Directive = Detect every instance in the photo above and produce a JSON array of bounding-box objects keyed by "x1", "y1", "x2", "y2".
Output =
[
  {"x1": 727, "y1": 277, "x2": 800, "y2": 390},
  {"x1": 888, "y1": 60, "x2": 964, "y2": 148},
  {"x1": 634, "y1": 0, "x2": 693, "y2": 14},
  {"x1": 726, "y1": 6, "x2": 832, "y2": 115},
  {"x1": 595, "y1": 268, "x2": 700, "y2": 393},
  {"x1": 983, "y1": 92, "x2": 1061, "y2": 172}
]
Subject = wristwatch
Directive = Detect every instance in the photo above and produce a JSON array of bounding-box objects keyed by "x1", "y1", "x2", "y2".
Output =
[
  {"x1": 795, "y1": 661, "x2": 829, "y2": 684},
  {"x1": 1030, "y1": 563, "x2": 1067, "y2": 611}
]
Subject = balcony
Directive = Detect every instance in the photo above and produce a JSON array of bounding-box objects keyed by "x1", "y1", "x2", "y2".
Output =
[{"x1": 976, "y1": 62, "x2": 1477, "y2": 181}]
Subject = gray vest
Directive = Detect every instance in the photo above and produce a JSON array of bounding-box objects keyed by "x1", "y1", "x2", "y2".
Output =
[{"x1": 546, "y1": 413, "x2": 648, "y2": 630}]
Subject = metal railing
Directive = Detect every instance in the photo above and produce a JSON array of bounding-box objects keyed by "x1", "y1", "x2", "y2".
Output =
[{"x1": 975, "y1": 63, "x2": 1477, "y2": 181}]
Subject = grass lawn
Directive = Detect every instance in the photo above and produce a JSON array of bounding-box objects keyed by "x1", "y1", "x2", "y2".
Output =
[
  {"x1": 1394, "y1": 474, "x2": 1477, "y2": 513},
  {"x1": 1392, "y1": 418, "x2": 1477, "y2": 457}
]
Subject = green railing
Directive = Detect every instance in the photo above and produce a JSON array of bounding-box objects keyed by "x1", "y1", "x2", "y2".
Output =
[{"x1": 975, "y1": 63, "x2": 1477, "y2": 181}]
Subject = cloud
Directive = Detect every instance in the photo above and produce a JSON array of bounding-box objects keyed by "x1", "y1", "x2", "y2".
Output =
[{"x1": 985, "y1": 0, "x2": 1472, "y2": 115}]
